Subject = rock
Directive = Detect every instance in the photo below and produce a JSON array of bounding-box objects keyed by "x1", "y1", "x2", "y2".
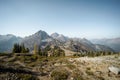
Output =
[{"x1": 108, "y1": 66, "x2": 120, "y2": 75}]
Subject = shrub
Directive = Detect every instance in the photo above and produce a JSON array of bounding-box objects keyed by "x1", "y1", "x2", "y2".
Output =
[
  {"x1": 23, "y1": 55, "x2": 38, "y2": 62},
  {"x1": 72, "y1": 70, "x2": 84, "y2": 80},
  {"x1": 73, "y1": 53, "x2": 81, "y2": 57},
  {"x1": 3, "y1": 73, "x2": 38, "y2": 80},
  {"x1": 86, "y1": 67, "x2": 91, "y2": 70},
  {"x1": 73, "y1": 76, "x2": 84, "y2": 80},
  {"x1": 67, "y1": 64, "x2": 76, "y2": 69},
  {"x1": 20, "y1": 74, "x2": 37, "y2": 80},
  {"x1": 86, "y1": 70, "x2": 94, "y2": 75},
  {"x1": 30, "y1": 55, "x2": 38, "y2": 61},
  {"x1": 51, "y1": 69, "x2": 69, "y2": 80}
]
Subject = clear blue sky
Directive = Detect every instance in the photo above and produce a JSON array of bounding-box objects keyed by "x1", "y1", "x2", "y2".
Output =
[{"x1": 0, "y1": 0, "x2": 120, "y2": 39}]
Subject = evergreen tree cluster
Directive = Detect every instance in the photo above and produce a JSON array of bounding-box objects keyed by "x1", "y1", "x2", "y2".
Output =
[
  {"x1": 37, "y1": 45, "x2": 51, "y2": 56},
  {"x1": 38, "y1": 46, "x2": 48, "y2": 57},
  {"x1": 51, "y1": 46, "x2": 65, "y2": 57},
  {"x1": 34, "y1": 44, "x2": 65, "y2": 57},
  {"x1": 12, "y1": 43, "x2": 29, "y2": 53}
]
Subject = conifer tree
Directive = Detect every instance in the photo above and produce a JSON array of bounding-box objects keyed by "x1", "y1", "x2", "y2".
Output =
[
  {"x1": 38, "y1": 45, "x2": 42, "y2": 56},
  {"x1": 12, "y1": 43, "x2": 29, "y2": 53},
  {"x1": 21, "y1": 43, "x2": 26, "y2": 53}
]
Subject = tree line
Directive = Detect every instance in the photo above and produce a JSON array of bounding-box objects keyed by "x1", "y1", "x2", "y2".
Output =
[
  {"x1": 12, "y1": 43, "x2": 65, "y2": 57},
  {"x1": 12, "y1": 43, "x2": 29, "y2": 53},
  {"x1": 33, "y1": 44, "x2": 65, "y2": 57}
]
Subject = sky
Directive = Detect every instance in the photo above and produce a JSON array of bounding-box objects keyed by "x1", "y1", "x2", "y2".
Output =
[{"x1": 0, "y1": 0, "x2": 120, "y2": 39}]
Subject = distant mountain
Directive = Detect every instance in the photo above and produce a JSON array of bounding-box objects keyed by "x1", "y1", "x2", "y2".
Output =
[
  {"x1": 72, "y1": 38, "x2": 95, "y2": 51},
  {"x1": 0, "y1": 30, "x2": 115, "y2": 53},
  {"x1": 64, "y1": 38, "x2": 114, "y2": 52},
  {"x1": 0, "y1": 34, "x2": 22, "y2": 52},
  {"x1": 94, "y1": 44, "x2": 114, "y2": 52},
  {"x1": 91, "y1": 38, "x2": 120, "y2": 52},
  {"x1": 22, "y1": 30, "x2": 52, "y2": 50},
  {"x1": 51, "y1": 33, "x2": 69, "y2": 42},
  {"x1": 51, "y1": 33, "x2": 59, "y2": 38},
  {"x1": 64, "y1": 38, "x2": 95, "y2": 51},
  {"x1": 51, "y1": 33, "x2": 106, "y2": 52}
]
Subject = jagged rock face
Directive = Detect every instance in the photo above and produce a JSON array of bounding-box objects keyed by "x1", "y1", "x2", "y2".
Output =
[
  {"x1": 64, "y1": 38, "x2": 114, "y2": 52},
  {"x1": 51, "y1": 33, "x2": 69, "y2": 42},
  {"x1": 64, "y1": 39, "x2": 96, "y2": 52},
  {"x1": 22, "y1": 30, "x2": 52, "y2": 50}
]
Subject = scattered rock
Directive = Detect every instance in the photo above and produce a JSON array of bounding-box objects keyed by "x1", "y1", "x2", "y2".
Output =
[{"x1": 108, "y1": 66, "x2": 120, "y2": 75}]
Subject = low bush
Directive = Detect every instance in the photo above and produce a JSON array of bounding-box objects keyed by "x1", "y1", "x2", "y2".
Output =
[
  {"x1": 19, "y1": 74, "x2": 37, "y2": 80},
  {"x1": 72, "y1": 70, "x2": 84, "y2": 80},
  {"x1": 86, "y1": 70, "x2": 94, "y2": 75},
  {"x1": 51, "y1": 69, "x2": 69, "y2": 80},
  {"x1": 73, "y1": 53, "x2": 82, "y2": 57}
]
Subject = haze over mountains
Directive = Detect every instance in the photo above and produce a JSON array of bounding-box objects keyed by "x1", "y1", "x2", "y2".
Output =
[
  {"x1": 0, "y1": 30, "x2": 119, "y2": 53},
  {"x1": 91, "y1": 38, "x2": 120, "y2": 52},
  {"x1": 0, "y1": 34, "x2": 22, "y2": 52}
]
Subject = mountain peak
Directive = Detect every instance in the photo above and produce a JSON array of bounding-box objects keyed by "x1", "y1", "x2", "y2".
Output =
[
  {"x1": 36, "y1": 30, "x2": 46, "y2": 34},
  {"x1": 34, "y1": 30, "x2": 49, "y2": 36},
  {"x1": 51, "y1": 33, "x2": 69, "y2": 42},
  {"x1": 51, "y1": 32, "x2": 59, "y2": 38}
]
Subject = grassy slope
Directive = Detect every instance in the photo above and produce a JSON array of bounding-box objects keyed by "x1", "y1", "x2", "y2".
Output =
[{"x1": 0, "y1": 53, "x2": 120, "y2": 80}]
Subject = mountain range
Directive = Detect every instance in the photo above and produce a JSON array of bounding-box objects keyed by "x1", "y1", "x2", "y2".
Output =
[
  {"x1": 91, "y1": 38, "x2": 120, "y2": 52},
  {"x1": 0, "y1": 34, "x2": 22, "y2": 52},
  {"x1": 0, "y1": 30, "x2": 118, "y2": 53}
]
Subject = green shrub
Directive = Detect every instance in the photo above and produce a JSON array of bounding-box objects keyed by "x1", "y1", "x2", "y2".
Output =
[
  {"x1": 86, "y1": 67, "x2": 91, "y2": 70},
  {"x1": 73, "y1": 53, "x2": 81, "y2": 57},
  {"x1": 31, "y1": 55, "x2": 38, "y2": 61},
  {"x1": 16, "y1": 74, "x2": 38, "y2": 80},
  {"x1": 86, "y1": 70, "x2": 94, "y2": 75},
  {"x1": 73, "y1": 76, "x2": 84, "y2": 80},
  {"x1": 23, "y1": 55, "x2": 38, "y2": 63},
  {"x1": 4, "y1": 73, "x2": 38, "y2": 80},
  {"x1": 51, "y1": 69, "x2": 69, "y2": 80},
  {"x1": 67, "y1": 64, "x2": 76, "y2": 69},
  {"x1": 20, "y1": 74, "x2": 37, "y2": 80},
  {"x1": 72, "y1": 70, "x2": 84, "y2": 80}
]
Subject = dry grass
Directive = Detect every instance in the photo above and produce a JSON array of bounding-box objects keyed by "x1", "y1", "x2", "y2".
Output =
[{"x1": 0, "y1": 54, "x2": 120, "y2": 80}]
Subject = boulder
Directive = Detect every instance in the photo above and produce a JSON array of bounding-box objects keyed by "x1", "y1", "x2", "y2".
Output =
[{"x1": 108, "y1": 66, "x2": 120, "y2": 75}]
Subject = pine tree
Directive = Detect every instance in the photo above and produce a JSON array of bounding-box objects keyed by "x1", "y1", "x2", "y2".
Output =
[
  {"x1": 38, "y1": 45, "x2": 42, "y2": 56},
  {"x1": 21, "y1": 43, "x2": 26, "y2": 53},
  {"x1": 12, "y1": 43, "x2": 17, "y2": 53},
  {"x1": 12, "y1": 43, "x2": 29, "y2": 53}
]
